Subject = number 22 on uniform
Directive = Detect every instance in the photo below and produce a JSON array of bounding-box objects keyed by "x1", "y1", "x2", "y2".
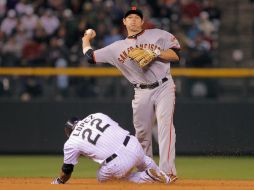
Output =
[{"x1": 72, "y1": 114, "x2": 110, "y2": 145}]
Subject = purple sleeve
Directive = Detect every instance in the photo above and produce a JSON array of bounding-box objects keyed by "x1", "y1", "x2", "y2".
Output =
[{"x1": 63, "y1": 142, "x2": 79, "y2": 165}]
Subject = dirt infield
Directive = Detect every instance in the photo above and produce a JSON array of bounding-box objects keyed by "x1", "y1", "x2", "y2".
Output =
[{"x1": 1, "y1": 178, "x2": 254, "y2": 190}]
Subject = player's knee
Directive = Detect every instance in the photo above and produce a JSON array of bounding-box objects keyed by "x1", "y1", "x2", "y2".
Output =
[
  {"x1": 62, "y1": 163, "x2": 74, "y2": 175},
  {"x1": 136, "y1": 129, "x2": 149, "y2": 141},
  {"x1": 96, "y1": 172, "x2": 108, "y2": 183}
]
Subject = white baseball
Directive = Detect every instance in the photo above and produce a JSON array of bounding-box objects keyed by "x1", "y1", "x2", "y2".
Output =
[
  {"x1": 86, "y1": 29, "x2": 94, "y2": 35},
  {"x1": 85, "y1": 29, "x2": 96, "y2": 38}
]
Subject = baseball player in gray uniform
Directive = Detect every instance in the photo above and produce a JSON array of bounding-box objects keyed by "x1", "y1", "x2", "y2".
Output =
[
  {"x1": 51, "y1": 113, "x2": 171, "y2": 184},
  {"x1": 82, "y1": 7, "x2": 180, "y2": 180}
]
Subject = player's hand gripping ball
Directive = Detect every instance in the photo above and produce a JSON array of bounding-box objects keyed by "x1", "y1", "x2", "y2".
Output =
[
  {"x1": 128, "y1": 48, "x2": 159, "y2": 68},
  {"x1": 85, "y1": 29, "x2": 96, "y2": 39}
]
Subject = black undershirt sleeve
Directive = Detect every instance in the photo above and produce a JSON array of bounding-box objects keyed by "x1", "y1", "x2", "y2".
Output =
[
  {"x1": 61, "y1": 163, "x2": 74, "y2": 175},
  {"x1": 85, "y1": 49, "x2": 95, "y2": 64},
  {"x1": 170, "y1": 48, "x2": 180, "y2": 60}
]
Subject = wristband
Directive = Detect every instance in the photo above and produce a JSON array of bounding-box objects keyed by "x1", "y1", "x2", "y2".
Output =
[
  {"x1": 83, "y1": 46, "x2": 92, "y2": 55},
  {"x1": 154, "y1": 49, "x2": 161, "y2": 57}
]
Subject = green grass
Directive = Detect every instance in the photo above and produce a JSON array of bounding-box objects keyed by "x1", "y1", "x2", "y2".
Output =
[
  {"x1": 176, "y1": 156, "x2": 254, "y2": 180},
  {"x1": 0, "y1": 155, "x2": 99, "y2": 178},
  {"x1": 0, "y1": 155, "x2": 254, "y2": 180}
]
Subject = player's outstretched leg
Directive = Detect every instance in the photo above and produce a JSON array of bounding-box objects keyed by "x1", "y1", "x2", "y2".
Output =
[
  {"x1": 125, "y1": 169, "x2": 171, "y2": 183},
  {"x1": 146, "y1": 168, "x2": 171, "y2": 183},
  {"x1": 136, "y1": 155, "x2": 158, "y2": 171}
]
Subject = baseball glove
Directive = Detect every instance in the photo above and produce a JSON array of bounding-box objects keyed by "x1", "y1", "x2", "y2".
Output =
[{"x1": 128, "y1": 48, "x2": 158, "y2": 68}]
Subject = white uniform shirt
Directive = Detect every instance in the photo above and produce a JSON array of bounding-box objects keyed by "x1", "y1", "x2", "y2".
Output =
[{"x1": 63, "y1": 113, "x2": 129, "y2": 165}]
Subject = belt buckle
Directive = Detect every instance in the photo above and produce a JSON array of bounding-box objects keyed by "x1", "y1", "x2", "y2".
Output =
[
  {"x1": 135, "y1": 84, "x2": 141, "y2": 88},
  {"x1": 105, "y1": 153, "x2": 117, "y2": 164},
  {"x1": 158, "y1": 79, "x2": 163, "y2": 86}
]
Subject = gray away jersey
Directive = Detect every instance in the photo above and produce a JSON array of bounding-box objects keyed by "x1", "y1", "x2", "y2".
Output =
[{"x1": 93, "y1": 29, "x2": 180, "y2": 84}]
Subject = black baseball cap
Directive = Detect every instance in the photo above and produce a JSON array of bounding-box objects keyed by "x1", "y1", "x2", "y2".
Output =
[{"x1": 124, "y1": 6, "x2": 143, "y2": 19}]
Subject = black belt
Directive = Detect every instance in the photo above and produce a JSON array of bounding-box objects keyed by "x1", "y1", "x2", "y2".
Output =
[
  {"x1": 133, "y1": 77, "x2": 168, "y2": 89},
  {"x1": 123, "y1": 135, "x2": 130, "y2": 146},
  {"x1": 105, "y1": 153, "x2": 117, "y2": 164},
  {"x1": 105, "y1": 135, "x2": 130, "y2": 164}
]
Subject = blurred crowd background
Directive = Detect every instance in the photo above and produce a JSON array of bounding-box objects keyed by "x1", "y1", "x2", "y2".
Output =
[{"x1": 0, "y1": 0, "x2": 253, "y2": 101}]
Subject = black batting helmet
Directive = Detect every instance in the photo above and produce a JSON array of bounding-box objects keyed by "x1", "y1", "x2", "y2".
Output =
[{"x1": 64, "y1": 116, "x2": 80, "y2": 137}]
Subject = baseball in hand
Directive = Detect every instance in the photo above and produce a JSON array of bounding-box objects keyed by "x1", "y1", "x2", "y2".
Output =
[{"x1": 85, "y1": 29, "x2": 96, "y2": 38}]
